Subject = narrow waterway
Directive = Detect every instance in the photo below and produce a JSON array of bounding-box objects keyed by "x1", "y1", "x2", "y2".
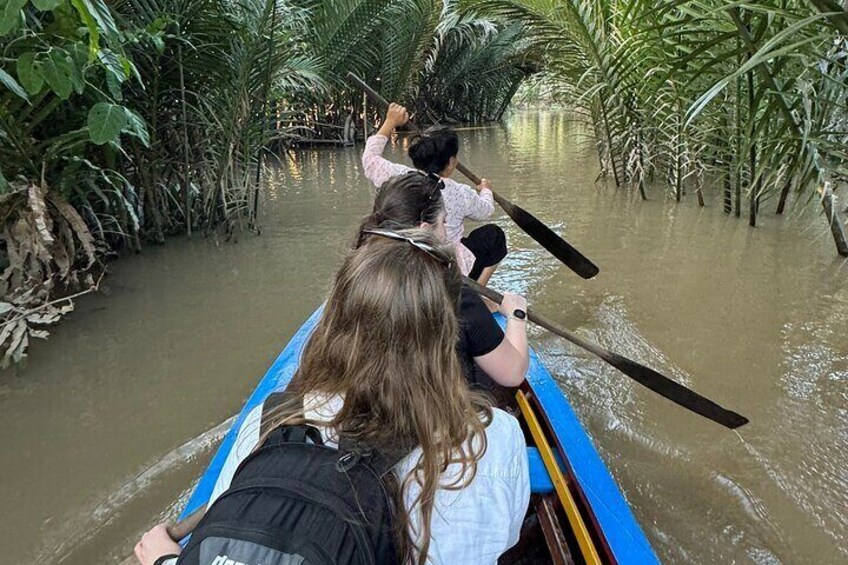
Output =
[{"x1": 1, "y1": 111, "x2": 846, "y2": 564}]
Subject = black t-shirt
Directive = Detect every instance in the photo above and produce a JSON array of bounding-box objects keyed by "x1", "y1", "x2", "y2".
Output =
[{"x1": 457, "y1": 285, "x2": 505, "y2": 391}]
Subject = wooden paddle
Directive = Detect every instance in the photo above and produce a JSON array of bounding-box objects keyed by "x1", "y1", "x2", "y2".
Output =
[
  {"x1": 118, "y1": 506, "x2": 206, "y2": 565},
  {"x1": 347, "y1": 72, "x2": 600, "y2": 280},
  {"x1": 463, "y1": 277, "x2": 749, "y2": 429}
]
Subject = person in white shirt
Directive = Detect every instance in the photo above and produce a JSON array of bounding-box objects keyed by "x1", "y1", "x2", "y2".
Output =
[{"x1": 134, "y1": 230, "x2": 530, "y2": 565}]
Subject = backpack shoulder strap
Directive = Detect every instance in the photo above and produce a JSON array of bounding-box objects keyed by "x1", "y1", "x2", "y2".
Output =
[{"x1": 338, "y1": 437, "x2": 408, "y2": 477}]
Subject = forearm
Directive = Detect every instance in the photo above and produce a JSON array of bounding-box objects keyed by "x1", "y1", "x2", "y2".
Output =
[
  {"x1": 376, "y1": 120, "x2": 395, "y2": 138},
  {"x1": 475, "y1": 333, "x2": 528, "y2": 387},
  {"x1": 504, "y1": 320, "x2": 529, "y2": 374},
  {"x1": 361, "y1": 134, "x2": 392, "y2": 187}
]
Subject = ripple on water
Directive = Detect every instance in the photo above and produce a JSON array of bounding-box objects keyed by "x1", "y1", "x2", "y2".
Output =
[{"x1": 32, "y1": 416, "x2": 235, "y2": 565}]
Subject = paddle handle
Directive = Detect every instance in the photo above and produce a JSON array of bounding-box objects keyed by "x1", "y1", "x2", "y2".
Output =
[
  {"x1": 167, "y1": 505, "x2": 206, "y2": 541},
  {"x1": 119, "y1": 506, "x2": 206, "y2": 565},
  {"x1": 462, "y1": 277, "x2": 597, "y2": 354}
]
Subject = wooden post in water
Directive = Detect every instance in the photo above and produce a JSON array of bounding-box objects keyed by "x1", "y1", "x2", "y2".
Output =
[{"x1": 821, "y1": 182, "x2": 848, "y2": 256}]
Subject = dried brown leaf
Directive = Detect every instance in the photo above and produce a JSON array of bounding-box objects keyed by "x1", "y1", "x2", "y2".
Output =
[
  {"x1": 52, "y1": 236, "x2": 71, "y2": 279},
  {"x1": 12, "y1": 331, "x2": 27, "y2": 364},
  {"x1": 26, "y1": 312, "x2": 61, "y2": 325},
  {"x1": 48, "y1": 192, "x2": 96, "y2": 268},
  {"x1": 0, "y1": 318, "x2": 16, "y2": 347},
  {"x1": 27, "y1": 183, "x2": 55, "y2": 245},
  {"x1": 3, "y1": 321, "x2": 27, "y2": 368}
]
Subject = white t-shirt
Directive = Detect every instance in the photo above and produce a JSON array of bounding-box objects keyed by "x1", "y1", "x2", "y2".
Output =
[{"x1": 209, "y1": 394, "x2": 530, "y2": 564}]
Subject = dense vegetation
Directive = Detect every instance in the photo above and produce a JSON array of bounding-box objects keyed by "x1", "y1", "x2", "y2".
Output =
[
  {"x1": 0, "y1": 0, "x2": 535, "y2": 365},
  {"x1": 466, "y1": 0, "x2": 848, "y2": 251},
  {"x1": 2, "y1": 0, "x2": 847, "y2": 365}
]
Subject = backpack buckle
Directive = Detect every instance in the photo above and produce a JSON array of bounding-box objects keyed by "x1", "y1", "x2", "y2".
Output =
[{"x1": 336, "y1": 451, "x2": 361, "y2": 472}]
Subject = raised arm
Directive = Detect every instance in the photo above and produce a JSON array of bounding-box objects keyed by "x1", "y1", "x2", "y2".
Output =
[{"x1": 362, "y1": 103, "x2": 413, "y2": 188}]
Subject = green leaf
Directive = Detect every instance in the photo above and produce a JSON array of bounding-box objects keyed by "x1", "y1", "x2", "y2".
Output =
[
  {"x1": 87, "y1": 102, "x2": 127, "y2": 145},
  {"x1": 98, "y1": 49, "x2": 125, "y2": 99},
  {"x1": 0, "y1": 67, "x2": 28, "y2": 102},
  {"x1": 123, "y1": 108, "x2": 149, "y2": 147},
  {"x1": 67, "y1": 42, "x2": 87, "y2": 94},
  {"x1": 0, "y1": 169, "x2": 8, "y2": 193},
  {"x1": 42, "y1": 50, "x2": 75, "y2": 100},
  {"x1": 17, "y1": 52, "x2": 44, "y2": 95},
  {"x1": 0, "y1": 0, "x2": 26, "y2": 36},
  {"x1": 32, "y1": 0, "x2": 63, "y2": 11},
  {"x1": 78, "y1": 0, "x2": 118, "y2": 39},
  {"x1": 106, "y1": 69, "x2": 122, "y2": 100},
  {"x1": 70, "y1": 0, "x2": 100, "y2": 57}
]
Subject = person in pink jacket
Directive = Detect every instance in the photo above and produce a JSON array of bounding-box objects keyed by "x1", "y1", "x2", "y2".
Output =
[{"x1": 362, "y1": 103, "x2": 507, "y2": 285}]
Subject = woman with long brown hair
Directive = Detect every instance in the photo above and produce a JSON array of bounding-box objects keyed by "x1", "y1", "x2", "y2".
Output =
[
  {"x1": 135, "y1": 232, "x2": 530, "y2": 565},
  {"x1": 357, "y1": 171, "x2": 529, "y2": 396}
]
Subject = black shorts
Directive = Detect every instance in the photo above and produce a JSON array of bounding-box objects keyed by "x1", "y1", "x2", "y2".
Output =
[{"x1": 461, "y1": 224, "x2": 507, "y2": 280}]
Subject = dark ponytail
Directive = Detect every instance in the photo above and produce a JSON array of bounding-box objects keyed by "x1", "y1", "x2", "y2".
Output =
[
  {"x1": 356, "y1": 172, "x2": 444, "y2": 248},
  {"x1": 408, "y1": 126, "x2": 459, "y2": 174}
]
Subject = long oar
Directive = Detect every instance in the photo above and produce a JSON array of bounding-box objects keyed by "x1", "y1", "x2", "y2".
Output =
[
  {"x1": 347, "y1": 72, "x2": 600, "y2": 280},
  {"x1": 463, "y1": 277, "x2": 749, "y2": 429},
  {"x1": 118, "y1": 506, "x2": 206, "y2": 565}
]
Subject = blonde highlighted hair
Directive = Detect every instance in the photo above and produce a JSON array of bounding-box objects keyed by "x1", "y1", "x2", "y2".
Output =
[{"x1": 264, "y1": 229, "x2": 491, "y2": 564}]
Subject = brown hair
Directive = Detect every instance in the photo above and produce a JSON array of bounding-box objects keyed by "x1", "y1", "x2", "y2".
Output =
[
  {"x1": 356, "y1": 171, "x2": 445, "y2": 248},
  {"x1": 264, "y1": 230, "x2": 491, "y2": 564}
]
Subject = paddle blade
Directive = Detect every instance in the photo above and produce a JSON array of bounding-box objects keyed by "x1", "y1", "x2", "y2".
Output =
[
  {"x1": 604, "y1": 350, "x2": 749, "y2": 429},
  {"x1": 493, "y1": 193, "x2": 600, "y2": 279}
]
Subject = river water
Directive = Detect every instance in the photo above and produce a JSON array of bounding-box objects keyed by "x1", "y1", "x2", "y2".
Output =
[{"x1": 1, "y1": 111, "x2": 846, "y2": 564}]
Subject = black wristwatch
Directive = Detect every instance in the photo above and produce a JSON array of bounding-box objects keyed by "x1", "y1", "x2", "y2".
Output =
[
  {"x1": 154, "y1": 554, "x2": 180, "y2": 565},
  {"x1": 510, "y1": 308, "x2": 526, "y2": 321}
]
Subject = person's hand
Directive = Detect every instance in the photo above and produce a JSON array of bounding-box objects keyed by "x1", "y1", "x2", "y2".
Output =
[
  {"x1": 498, "y1": 292, "x2": 527, "y2": 318},
  {"x1": 134, "y1": 524, "x2": 181, "y2": 565},
  {"x1": 477, "y1": 178, "x2": 493, "y2": 191},
  {"x1": 385, "y1": 103, "x2": 409, "y2": 129}
]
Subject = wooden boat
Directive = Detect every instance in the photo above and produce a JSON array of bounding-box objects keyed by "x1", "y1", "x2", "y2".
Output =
[{"x1": 178, "y1": 307, "x2": 659, "y2": 564}]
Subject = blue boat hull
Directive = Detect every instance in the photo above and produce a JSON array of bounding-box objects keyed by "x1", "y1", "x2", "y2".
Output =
[{"x1": 179, "y1": 306, "x2": 658, "y2": 564}]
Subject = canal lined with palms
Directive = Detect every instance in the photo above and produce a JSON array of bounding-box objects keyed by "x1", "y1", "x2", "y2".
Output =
[{"x1": 1, "y1": 111, "x2": 845, "y2": 564}]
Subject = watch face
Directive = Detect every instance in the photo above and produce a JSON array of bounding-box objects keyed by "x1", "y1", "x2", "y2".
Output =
[{"x1": 513, "y1": 309, "x2": 526, "y2": 320}]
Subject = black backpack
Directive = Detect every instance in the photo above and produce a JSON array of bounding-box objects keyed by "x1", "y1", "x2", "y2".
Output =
[{"x1": 177, "y1": 422, "x2": 402, "y2": 565}]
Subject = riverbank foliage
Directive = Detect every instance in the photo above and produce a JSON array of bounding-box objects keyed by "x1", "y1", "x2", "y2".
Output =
[
  {"x1": 464, "y1": 0, "x2": 848, "y2": 253},
  {"x1": 0, "y1": 0, "x2": 536, "y2": 365}
]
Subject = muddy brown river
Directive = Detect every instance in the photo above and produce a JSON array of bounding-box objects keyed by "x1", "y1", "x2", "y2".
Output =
[{"x1": 1, "y1": 111, "x2": 846, "y2": 564}]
